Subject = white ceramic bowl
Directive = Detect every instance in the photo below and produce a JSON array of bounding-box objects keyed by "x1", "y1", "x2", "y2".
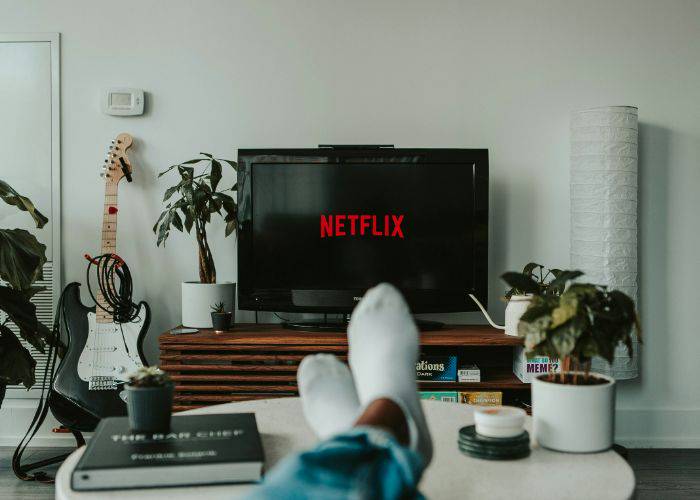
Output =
[{"x1": 474, "y1": 406, "x2": 526, "y2": 438}]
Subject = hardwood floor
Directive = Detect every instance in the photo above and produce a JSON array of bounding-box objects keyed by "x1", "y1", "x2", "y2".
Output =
[
  {"x1": 0, "y1": 447, "x2": 69, "y2": 500},
  {"x1": 628, "y1": 449, "x2": 700, "y2": 499},
  {"x1": 0, "y1": 447, "x2": 698, "y2": 499}
]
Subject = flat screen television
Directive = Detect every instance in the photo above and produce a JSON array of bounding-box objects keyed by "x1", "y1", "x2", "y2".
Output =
[{"x1": 237, "y1": 146, "x2": 488, "y2": 328}]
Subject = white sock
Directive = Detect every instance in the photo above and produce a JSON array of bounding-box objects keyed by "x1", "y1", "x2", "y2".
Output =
[
  {"x1": 348, "y1": 283, "x2": 433, "y2": 464},
  {"x1": 297, "y1": 354, "x2": 361, "y2": 440}
]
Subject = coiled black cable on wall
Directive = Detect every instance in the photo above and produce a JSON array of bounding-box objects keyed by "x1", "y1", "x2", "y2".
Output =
[{"x1": 84, "y1": 253, "x2": 140, "y2": 323}]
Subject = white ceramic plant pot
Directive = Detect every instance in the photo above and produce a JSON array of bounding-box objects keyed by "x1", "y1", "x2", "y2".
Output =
[
  {"x1": 181, "y1": 281, "x2": 236, "y2": 328},
  {"x1": 532, "y1": 372, "x2": 615, "y2": 453},
  {"x1": 504, "y1": 295, "x2": 532, "y2": 336}
]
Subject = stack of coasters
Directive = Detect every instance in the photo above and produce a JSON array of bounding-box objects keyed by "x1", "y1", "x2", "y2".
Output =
[{"x1": 458, "y1": 425, "x2": 530, "y2": 460}]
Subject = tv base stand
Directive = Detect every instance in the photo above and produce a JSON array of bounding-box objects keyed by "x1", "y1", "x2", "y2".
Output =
[{"x1": 283, "y1": 318, "x2": 444, "y2": 332}]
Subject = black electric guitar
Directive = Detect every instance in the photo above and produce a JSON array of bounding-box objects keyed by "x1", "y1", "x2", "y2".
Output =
[{"x1": 52, "y1": 133, "x2": 150, "y2": 432}]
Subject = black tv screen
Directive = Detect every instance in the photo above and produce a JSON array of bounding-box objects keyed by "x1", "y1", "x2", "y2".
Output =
[{"x1": 237, "y1": 147, "x2": 488, "y2": 314}]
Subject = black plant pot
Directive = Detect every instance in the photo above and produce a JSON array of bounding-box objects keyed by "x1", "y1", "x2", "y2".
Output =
[
  {"x1": 211, "y1": 312, "x2": 233, "y2": 332},
  {"x1": 126, "y1": 383, "x2": 174, "y2": 433}
]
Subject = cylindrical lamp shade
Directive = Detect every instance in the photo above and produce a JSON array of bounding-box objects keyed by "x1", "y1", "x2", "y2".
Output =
[{"x1": 570, "y1": 106, "x2": 639, "y2": 379}]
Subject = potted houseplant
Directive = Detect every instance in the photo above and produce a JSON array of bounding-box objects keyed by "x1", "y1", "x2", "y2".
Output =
[
  {"x1": 501, "y1": 263, "x2": 579, "y2": 336},
  {"x1": 154, "y1": 153, "x2": 238, "y2": 328},
  {"x1": 516, "y1": 272, "x2": 641, "y2": 452},
  {"x1": 210, "y1": 301, "x2": 233, "y2": 333},
  {"x1": 125, "y1": 366, "x2": 174, "y2": 433},
  {"x1": 0, "y1": 181, "x2": 62, "y2": 408}
]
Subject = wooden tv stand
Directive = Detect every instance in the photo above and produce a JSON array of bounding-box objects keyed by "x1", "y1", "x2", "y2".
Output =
[{"x1": 159, "y1": 324, "x2": 528, "y2": 412}]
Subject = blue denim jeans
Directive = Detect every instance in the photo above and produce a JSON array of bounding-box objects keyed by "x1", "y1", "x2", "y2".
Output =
[{"x1": 245, "y1": 427, "x2": 426, "y2": 500}]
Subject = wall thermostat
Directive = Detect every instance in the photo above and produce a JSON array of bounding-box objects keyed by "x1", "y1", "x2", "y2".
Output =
[{"x1": 102, "y1": 88, "x2": 144, "y2": 116}]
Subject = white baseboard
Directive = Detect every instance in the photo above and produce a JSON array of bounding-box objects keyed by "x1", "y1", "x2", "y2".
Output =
[
  {"x1": 0, "y1": 399, "x2": 88, "y2": 447},
  {"x1": 615, "y1": 408, "x2": 700, "y2": 448},
  {"x1": 1, "y1": 400, "x2": 698, "y2": 448}
]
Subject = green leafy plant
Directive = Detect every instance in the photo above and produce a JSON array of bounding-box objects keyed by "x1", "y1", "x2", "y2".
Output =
[
  {"x1": 153, "y1": 153, "x2": 238, "y2": 284},
  {"x1": 210, "y1": 301, "x2": 225, "y2": 314},
  {"x1": 501, "y1": 262, "x2": 583, "y2": 299},
  {"x1": 516, "y1": 271, "x2": 641, "y2": 384},
  {"x1": 0, "y1": 180, "x2": 62, "y2": 405},
  {"x1": 127, "y1": 366, "x2": 172, "y2": 387}
]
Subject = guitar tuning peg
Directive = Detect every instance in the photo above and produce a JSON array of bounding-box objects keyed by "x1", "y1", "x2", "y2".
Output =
[{"x1": 111, "y1": 140, "x2": 115, "y2": 144}]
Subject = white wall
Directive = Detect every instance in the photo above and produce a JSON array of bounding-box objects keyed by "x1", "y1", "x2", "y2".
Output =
[{"x1": 1, "y1": 0, "x2": 698, "y2": 447}]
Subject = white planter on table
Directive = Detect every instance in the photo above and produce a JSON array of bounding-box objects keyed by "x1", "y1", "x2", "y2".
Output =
[
  {"x1": 181, "y1": 281, "x2": 236, "y2": 328},
  {"x1": 532, "y1": 372, "x2": 615, "y2": 452}
]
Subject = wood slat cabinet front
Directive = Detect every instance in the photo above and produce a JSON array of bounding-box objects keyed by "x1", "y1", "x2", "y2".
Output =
[{"x1": 159, "y1": 324, "x2": 528, "y2": 412}]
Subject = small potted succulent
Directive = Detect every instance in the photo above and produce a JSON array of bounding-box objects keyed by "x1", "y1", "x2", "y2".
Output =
[
  {"x1": 210, "y1": 301, "x2": 233, "y2": 333},
  {"x1": 516, "y1": 272, "x2": 641, "y2": 452},
  {"x1": 125, "y1": 366, "x2": 174, "y2": 433},
  {"x1": 501, "y1": 264, "x2": 580, "y2": 336}
]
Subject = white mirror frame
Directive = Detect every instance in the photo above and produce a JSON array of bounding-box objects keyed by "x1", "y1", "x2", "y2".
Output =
[
  {"x1": 0, "y1": 33, "x2": 61, "y2": 400},
  {"x1": 0, "y1": 33, "x2": 61, "y2": 306}
]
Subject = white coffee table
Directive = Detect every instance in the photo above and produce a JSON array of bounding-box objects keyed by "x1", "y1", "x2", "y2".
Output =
[{"x1": 56, "y1": 398, "x2": 635, "y2": 499}]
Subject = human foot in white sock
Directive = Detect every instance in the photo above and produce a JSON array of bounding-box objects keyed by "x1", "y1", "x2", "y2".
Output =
[
  {"x1": 348, "y1": 283, "x2": 433, "y2": 464},
  {"x1": 297, "y1": 354, "x2": 361, "y2": 440}
]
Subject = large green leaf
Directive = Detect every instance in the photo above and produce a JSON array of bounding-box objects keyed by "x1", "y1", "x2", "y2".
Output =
[
  {"x1": 549, "y1": 321, "x2": 582, "y2": 359},
  {"x1": 519, "y1": 315, "x2": 551, "y2": 350},
  {"x1": 548, "y1": 270, "x2": 584, "y2": 295},
  {"x1": 550, "y1": 291, "x2": 578, "y2": 329},
  {"x1": 220, "y1": 159, "x2": 238, "y2": 172},
  {"x1": 171, "y1": 211, "x2": 183, "y2": 232},
  {"x1": 0, "y1": 285, "x2": 52, "y2": 353},
  {"x1": 0, "y1": 228, "x2": 47, "y2": 290},
  {"x1": 0, "y1": 180, "x2": 48, "y2": 229},
  {"x1": 156, "y1": 212, "x2": 172, "y2": 247},
  {"x1": 210, "y1": 159, "x2": 222, "y2": 192},
  {"x1": 522, "y1": 262, "x2": 542, "y2": 276},
  {"x1": 500, "y1": 272, "x2": 541, "y2": 295},
  {"x1": 0, "y1": 325, "x2": 36, "y2": 388},
  {"x1": 225, "y1": 219, "x2": 237, "y2": 237}
]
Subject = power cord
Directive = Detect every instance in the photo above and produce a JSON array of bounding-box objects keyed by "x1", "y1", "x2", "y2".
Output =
[
  {"x1": 85, "y1": 253, "x2": 140, "y2": 324},
  {"x1": 274, "y1": 312, "x2": 291, "y2": 322},
  {"x1": 468, "y1": 293, "x2": 505, "y2": 330}
]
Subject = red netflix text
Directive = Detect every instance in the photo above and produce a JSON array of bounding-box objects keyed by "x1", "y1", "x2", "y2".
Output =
[{"x1": 320, "y1": 214, "x2": 405, "y2": 239}]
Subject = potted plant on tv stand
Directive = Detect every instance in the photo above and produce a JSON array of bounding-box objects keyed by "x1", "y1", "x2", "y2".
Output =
[
  {"x1": 210, "y1": 301, "x2": 233, "y2": 333},
  {"x1": 154, "y1": 153, "x2": 238, "y2": 328},
  {"x1": 512, "y1": 269, "x2": 641, "y2": 453},
  {"x1": 501, "y1": 263, "x2": 575, "y2": 337}
]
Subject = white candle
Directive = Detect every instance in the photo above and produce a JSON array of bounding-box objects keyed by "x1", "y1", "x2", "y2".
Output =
[{"x1": 474, "y1": 406, "x2": 526, "y2": 438}]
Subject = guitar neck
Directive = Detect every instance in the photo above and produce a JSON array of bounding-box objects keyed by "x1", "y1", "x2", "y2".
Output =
[
  {"x1": 96, "y1": 181, "x2": 119, "y2": 323},
  {"x1": 101, "y1": 181, "x2": 119, "y2": 254}
]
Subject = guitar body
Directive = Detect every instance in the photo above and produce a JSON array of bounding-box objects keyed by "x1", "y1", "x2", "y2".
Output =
[{"x1": 52, "y1": 282, "x2": 150, "y2": 432}]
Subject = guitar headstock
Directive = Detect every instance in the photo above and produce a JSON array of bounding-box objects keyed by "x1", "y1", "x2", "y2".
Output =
[{"x1": 102, "y1": 133, "x2": 134, "y2": 184}]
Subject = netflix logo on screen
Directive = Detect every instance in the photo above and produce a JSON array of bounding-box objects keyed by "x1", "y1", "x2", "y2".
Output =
[{"x1": 320, "y1": 214, "x2": 405, "y2": 238}]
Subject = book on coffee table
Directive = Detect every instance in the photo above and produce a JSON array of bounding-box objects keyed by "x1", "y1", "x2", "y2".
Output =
[{"x1": 72, "y1": 413, "x2": 264, "y2": 491}]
